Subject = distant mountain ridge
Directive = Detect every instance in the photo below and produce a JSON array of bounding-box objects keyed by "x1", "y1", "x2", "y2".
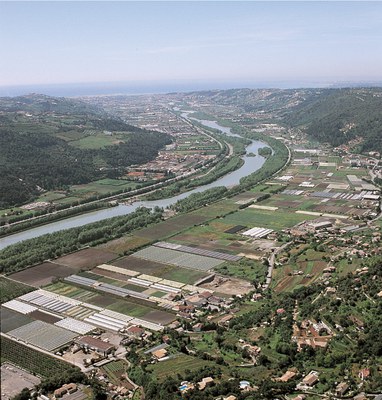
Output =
[{"x1": 182, "y1": 87, "x2": 382, "y2": 153}]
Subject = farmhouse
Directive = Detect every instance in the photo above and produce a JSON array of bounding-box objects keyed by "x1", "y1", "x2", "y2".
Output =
[
  {"x1": 335, "y1": 382, "x2": 349, "y2": 397},
  {"x1": 302, "y1": 371, "x2": 319, "y2": 387},
  {"x1": 218, "y1": 314, "x2": 234, "y2": 326},
  {"x1": 126, "y1": 325, "x2": 145, "y2": 338},
  {"x1": 152, "y1": 348, "x2": 168, "y2": 360},
  {"x1": 75, "y1": 336, "x2": 115, "y2": 356},
  {"x1": 275, "y1": 370, "x2": 297, "y2": 382},
  {"x1": 185, "y1": 293, "x2": 208, "y2": 307},
  {"x1": 54, "y1": 383, "x2": 77, "y2": 398}
]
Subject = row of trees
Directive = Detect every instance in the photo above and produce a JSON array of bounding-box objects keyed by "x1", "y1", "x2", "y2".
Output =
[{"x1": 0, "y1": 207, "x2": 163, "y2": 273}]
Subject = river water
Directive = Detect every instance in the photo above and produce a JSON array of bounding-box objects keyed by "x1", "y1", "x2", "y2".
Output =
[{"x1": 0, "y1": 116, "x2": 267, "y2": 249}]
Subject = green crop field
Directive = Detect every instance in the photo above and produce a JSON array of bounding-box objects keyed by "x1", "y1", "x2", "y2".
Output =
[
  {"x1": 134, "y1": 213, "x2": 210, "y2": 240},
  {"x1": 36, "y1": 191, "x2": 67, "y2": 202},
  {"x1": 222, "y1": 208, "x2": 317, "y2": 231},
  {"x1": 160, "y1": 267, "x2": 207, "y2": 285},
  {"x1": 45, "y1": 282, "x2": 98, "y2": 301},
  {"x1": 106, "y1": 300, "x2": 152, "y2": 318},
  {"x1": 102, "y1": 360, "x2": 128, "y2": 384},
  {"x1": 68, "y1": 133, "x2": 126, "y2": 149},
  {"x1": 215, "y1": 260, "x2": 267, "y2": 283},
  {"x1": 147, "y1": 354, "x2": 215, "y2": 380},
  {"x1": 0, "y1": 336, "x2": 77, "y2": 378},
  {"x1": 0, "y1": 277, "x2": 33, "y2": 303},
  {"x1": 70, "y1": 180, "x2": 138, "y2": 196}
]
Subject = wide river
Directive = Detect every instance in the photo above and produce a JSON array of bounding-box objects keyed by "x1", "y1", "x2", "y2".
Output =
[{"x1": 0, "y1": 116, "x2": 267, "y2": 249}]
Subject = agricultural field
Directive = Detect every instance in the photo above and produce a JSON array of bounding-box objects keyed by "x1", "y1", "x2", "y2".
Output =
[
  {"x1": 68, "y1": 132, "x2": 129, "y2": 150},
  {"x1": 97, "y1": 235, "x2": 151, "y2": 254},
  {"x1": 106, "y1": 300, "x2": 175, "y2": 324},
  {"x1": 9, "y1": 262, "x2": 77, "y2": 287},
  {"x1": 272, "y1": 247, "x2": 330, "y2": 292},
  {"x1": 109, "y1": 256, "x2": 208, "y2": 284},
  {"x1": 112, "y1": 256, "x2": 175, "y2": 276},
  {"x1": 132, "y1": 246, "x2": 223, "y2": 271},
  {"x1": 0, "y1": 276, "x2": 33, "y2": 303},
  {"x1": 68, "y1": 178, "x2": 140, "y2": 198},
  {"x1": 193, "y1": 198, "x2": 240, "y2": 218},
  {"x1": 55, "y1": 248, "x2": 118, "y2": 269},
  {"x1": 134, "y1": 213, "x2": 210, "y2": 240},
  {"x1": 45, "y1": 281, "x2": 103, "y2": 303},
  {"x1": 169, "y1": 220, "x2": 241, "y2": 248},
  {"x1": 156, "y1": 267, "x2": 207, "y2": 285},
  {"x1": 36, "y1": 191, "x2": 68, "y2": 203},
  {"x1": 90, "y1": 268, "x2": 145, "y2": 290},
  {"x1": 0, "y1": 336, "x2": 77, "y2": 378},
  {"x1": 44, "y1": 281, "x2": 175, "y2": 325},
  {"x1": 334, "y1": 257, "x2": 363, "y2": 277},
  {"x1": 104, "y1": 299, "x2": 150, "y2": 318},
  {"x1": 214, "y1": 258, "x2": 267, "y2": 283},
  {"x1": 29, "y1": 309, "x2": 62, "y2": 324},
  {"x1": 102, "y1": 360, "x2": 133, "y2": 388},
  {"x1": 146, "y1": 354, "x2": 216, "y2": 380},
  {"x1": 0, "y1": 307, "x2": 34, "y2": 333},
  {"x1": 222, "y1": 208, "x2": 317, "y2": 231},
  {"x1": 77, "y1": 270, "x2": 127, "y2": 287}
]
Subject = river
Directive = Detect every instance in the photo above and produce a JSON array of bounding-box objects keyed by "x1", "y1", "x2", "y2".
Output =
[{"x1": 0, "y1": 116, "x2": 267, "y2": 249}]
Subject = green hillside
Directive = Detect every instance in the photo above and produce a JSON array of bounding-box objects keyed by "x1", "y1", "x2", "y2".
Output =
[
  {"x1": 0, "y1": 94, "x2": 171, "y2": 207},
  {"x1": 183, "y1": 87, "x2": 382, "y2": 153},
  {"x1": 282, "y1": 88, "x2": 382, "y2": 152}
]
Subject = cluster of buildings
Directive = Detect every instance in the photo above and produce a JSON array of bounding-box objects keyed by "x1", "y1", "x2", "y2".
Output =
[{"x1": 292, "y1": 320, "x2": 333, "y2": 351}]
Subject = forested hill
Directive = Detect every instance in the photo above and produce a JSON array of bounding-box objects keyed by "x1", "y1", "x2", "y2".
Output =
[
  {"x1": 282, "y1": 88, "x2": 382, "y2": 152},
  {"x1": 0, "y1": 94, "x2": 171, "y2": 207},
  {"x1": 181, "y1": 87, "x2": 382, "y2": 153}
]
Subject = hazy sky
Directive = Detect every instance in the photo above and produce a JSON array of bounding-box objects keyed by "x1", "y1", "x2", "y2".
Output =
[{"x1": 1, "y1": 1, "x2": 382, "y2": 87}]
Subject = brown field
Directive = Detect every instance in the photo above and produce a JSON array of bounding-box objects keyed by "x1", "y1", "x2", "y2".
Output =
[
  {"x1": 92, "y1": 268, "x2": 131, "y2": 282},
  {"x1": 273, "y1": 259, "x2": 327, "y2": 292},
  {"x1": 112, "y1": 256, "x2": 174, "y2": 276},
  {"x1": 54, "y1": 248, "x2": 117, "y2": 269},
  {"x1": 348, "y1": 209, "x2": 367, "y2": 216},
  {"x1": 200, "y1": 275, "x2": 253, "y2": 296},
  {"x1": 134, "y1": 213, "x2": 209, "y2": 240},
  {"x1": 87, "y1": 294, "x2": 117, "y2": 308},
  {"x1": 29, "y1": 310, "x2": 62, "y2": 324},
  {"x1": 315, "y1": 183, "x2": 330, "y2": 190},
  {"x1": 143, "y1": 310, "x2": 176, "y2": 325},
  {"x1": 274, "y1": 275, "x2": 299, "y2": 293},
  {"x1": 314, "y1": 205, "x2": 350, "y2": 214},
  {"x1": 9, "y1": 262, "x2": 76, "y2": 287},
  {"x1": 97, "y1": 235, "x2": 151, "y2": 254}
]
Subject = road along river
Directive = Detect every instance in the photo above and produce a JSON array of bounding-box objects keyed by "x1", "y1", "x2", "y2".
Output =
[{"x1": 0, "y1": 118, "x2": 268, "y2": 249}]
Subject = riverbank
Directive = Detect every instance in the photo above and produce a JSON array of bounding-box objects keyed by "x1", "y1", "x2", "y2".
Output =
[
  {"x1": 0, "y1": 117, "x2": 270, "y2": 249},
  {"x1": 0, "y1": 134, "x2": 289, "y2": 275}
]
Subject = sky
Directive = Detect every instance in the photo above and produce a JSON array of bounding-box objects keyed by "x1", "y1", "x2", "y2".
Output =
[{"x1": 1, "y1": 1, "x2": 382, "y2": 90}]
